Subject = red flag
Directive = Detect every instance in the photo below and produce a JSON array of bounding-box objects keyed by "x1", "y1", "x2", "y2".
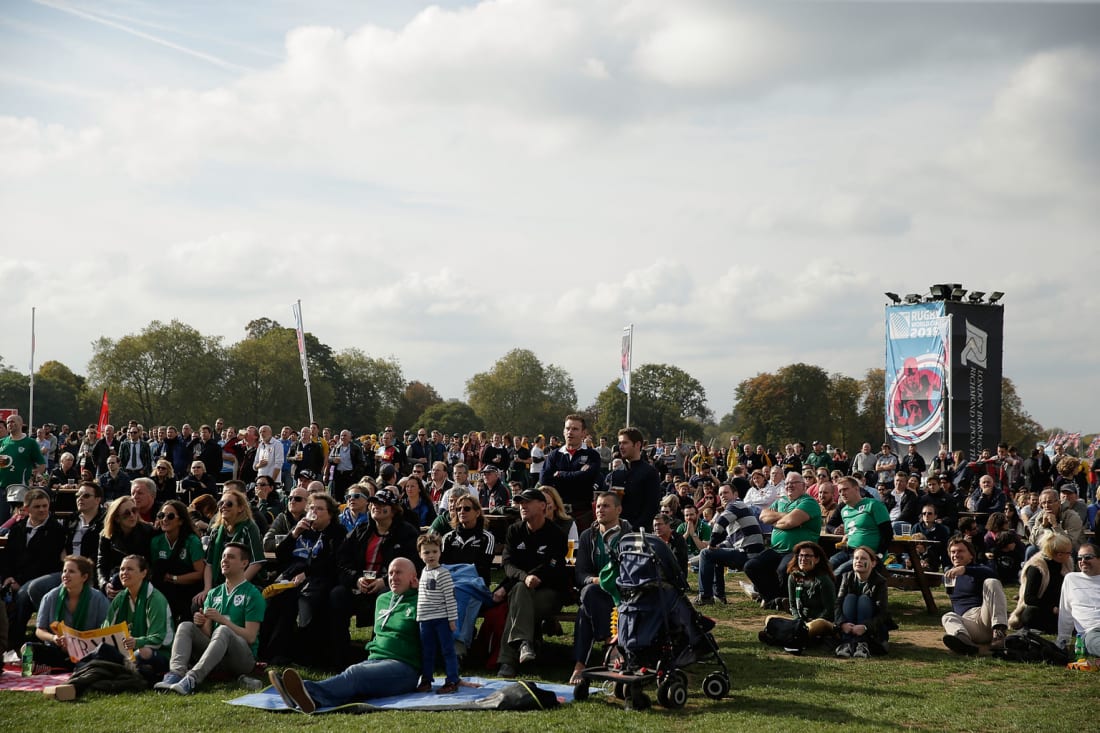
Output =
[{"x1": 96, "y1": 389, "x2": 109, "y2": 439}]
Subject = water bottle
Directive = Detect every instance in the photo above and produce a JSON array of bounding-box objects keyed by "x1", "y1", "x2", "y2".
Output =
[
  {"x1": 21, "y1": 644, "x2": 34, "y2": 677},
  {"x1": 1075, "y1": 634, "x2": 1086, "y2": 661}
]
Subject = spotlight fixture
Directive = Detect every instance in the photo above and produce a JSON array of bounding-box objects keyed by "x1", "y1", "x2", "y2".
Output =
[
  {"x1": 929, "y1": 284, "x2": 950, "y2": 300},
  {"x1": 950, "y1": 288, "x2": 967, "y2": 301},
  {"x1": 987, "y1": 291, "x2": 1004, "y2": 304},
  {"x1": 967, "y1": 291, "x2": 985, "y2": 303},
  {"x1": 904, "y1": 293, "x2": 922, "y2": 304},
  {"x1": 884, "y1": 292, "x2": 901, "y2": 304}
]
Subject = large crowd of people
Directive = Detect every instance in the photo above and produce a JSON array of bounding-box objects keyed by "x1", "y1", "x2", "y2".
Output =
[{"x1": 2, "y1": 411, "x2": 1099, "y2": 706}]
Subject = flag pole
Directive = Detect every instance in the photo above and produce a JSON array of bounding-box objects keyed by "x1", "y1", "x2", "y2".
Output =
[
  {"x1": 28, "y1": 306, "x2": 36, "y2": 429},
  {"x1": 293, "y1": 300, "x2": 315, "y2": 424},
  {"x1": 624, "y1": 324, "x2": 633, "y2": 428}
]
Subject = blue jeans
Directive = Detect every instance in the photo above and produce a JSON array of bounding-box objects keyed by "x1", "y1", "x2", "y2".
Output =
[
  {"x1": 420, "y1": 618, "x2": 459, "y2": 684},
  {"x1": 303, "y1": 658, "x2": 419, "y2": 708},
  {"x1": 697, "y1": 547, "x2": 751, "y2": 600},
  {"x1": 839, "y1": 594, "x2": 873, "y2": 643}
]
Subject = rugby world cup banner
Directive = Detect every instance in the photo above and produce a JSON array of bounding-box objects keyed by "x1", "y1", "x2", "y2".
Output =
[{"x1": 885, "y1": 303, "x2": 947, "y2": 450}]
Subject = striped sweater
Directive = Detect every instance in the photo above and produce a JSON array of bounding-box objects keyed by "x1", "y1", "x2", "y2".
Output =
[{"x1": 417, "y1": 565, "x2": 458, "y2": 622}]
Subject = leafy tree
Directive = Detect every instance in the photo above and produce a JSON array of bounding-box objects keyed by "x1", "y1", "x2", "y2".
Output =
[
  {"x1": 331, "y1": 349, "x2": 404, "y2": 432},
  {"x1": 87, "y1": 320, "x2": 227, "y2": 427},
  {"x1": 415, "y1": 400, "x2": 480, "y2": 438},
  {"x1": 466, "y1": 349, "x2": 576, "y2": 436},
  {"x1": 393, "y1": 381, "x2": 443, "y2": 433},
  {"x1": 729, "y1": 371, "x2": 791, "y2": 448},
  {"x1": 0, "y1": 364, "x2": 30, "y2": 418},
  {"x1": 31, "y1": 361, "x2": 97, "y2": 427},
  {"x1": 1000, "y1": 377, "x2": 1043, "y2": 450},
  {"x1": 591, "y1": 363, "x2": 711, "y2": 442},
  {"x1": 858, "y1": 368, "x2": 886, "y2": 444},
  {"x1": 827, "y1": 373, "x2": 863, "y2": 452},
  {"x1": 223, "y1": 326, "x2": 334, "y2": 428}
]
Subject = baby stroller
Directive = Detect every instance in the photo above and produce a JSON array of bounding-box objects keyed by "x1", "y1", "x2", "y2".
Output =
[{"x1": 573, "y1": 530, "x2": 731, "y2": 710}]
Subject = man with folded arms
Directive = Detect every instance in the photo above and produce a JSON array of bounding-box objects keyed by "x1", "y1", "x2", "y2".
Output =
[{"x1": 269, "y1": 557, "x2": 422, "y2": 713}]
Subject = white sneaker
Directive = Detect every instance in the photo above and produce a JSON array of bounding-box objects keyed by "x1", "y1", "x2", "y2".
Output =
[
  {"x1": 519, "y1": 641, "x2": 536, "y2": 664},
  {"x1": 739, "y1": 581, "x2": 761, "y2": 602},
  {"x1": 852, "y1": 642, "x2": 871, "y2": 659}
]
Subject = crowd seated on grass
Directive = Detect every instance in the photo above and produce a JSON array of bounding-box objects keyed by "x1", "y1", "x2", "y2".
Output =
[{"x1": 5, "y1": 416, "x2": 1100, "y2": 700}]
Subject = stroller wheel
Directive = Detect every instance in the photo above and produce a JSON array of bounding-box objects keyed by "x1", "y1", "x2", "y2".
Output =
[
  {"x1": 701, "y1": 672, "x2": 730, "y2": 700},
  {"x1": 573, "y1": 679, "x2": 590, "y2": 702},
  {"x1": 656, "y1": 672, "x2": 688, "y2": 709},
  {"x1": 613, "y1": 681, "x2": 627, "y2": 700}
]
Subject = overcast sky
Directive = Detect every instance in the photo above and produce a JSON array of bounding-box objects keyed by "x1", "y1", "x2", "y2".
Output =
[{"x1": 1, "y1": 1, "x2": 1097, "y2": 435}]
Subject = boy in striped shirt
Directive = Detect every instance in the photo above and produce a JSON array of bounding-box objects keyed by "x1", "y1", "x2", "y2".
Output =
[{"x1": 416, "y1": 533, "x2": 460, "y2": 694}]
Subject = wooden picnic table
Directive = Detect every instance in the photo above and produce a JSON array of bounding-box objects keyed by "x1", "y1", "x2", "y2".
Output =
[{"x1": 819, "y1": 533, "x2": 942, "y2": 614}]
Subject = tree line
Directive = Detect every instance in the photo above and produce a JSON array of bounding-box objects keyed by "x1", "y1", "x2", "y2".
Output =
[{"x1": 0, "y1": 318, "x2": 1053, "y2": 452}]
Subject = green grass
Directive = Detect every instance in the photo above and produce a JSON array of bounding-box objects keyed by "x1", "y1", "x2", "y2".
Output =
[{"x1": 5, "y1": 580, "x2": 1094, "y2": 733}]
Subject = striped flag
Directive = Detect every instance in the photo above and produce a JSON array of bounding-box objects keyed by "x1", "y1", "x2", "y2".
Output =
[{"x1": 617, "y1": 326, "x2": 632, "y2": 394}]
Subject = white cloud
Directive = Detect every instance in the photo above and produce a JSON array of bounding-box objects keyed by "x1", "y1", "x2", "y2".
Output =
[{"x1": 1, "y1": 1, "x2": 1099, "y2": 430}]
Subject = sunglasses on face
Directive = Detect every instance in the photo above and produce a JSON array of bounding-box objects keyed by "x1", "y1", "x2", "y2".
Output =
[
  {"x1": 456, "y1": 505, "x2": 477, "y2": 513},
  {"x1": 118, "y1": 507, "x2": 137, "y2": 518},
  {"x1": 76, "y1": 493, "x2": 96, "y2": 500},
  {"x1": 157, "y1": 512, "x2": 177, "y2": 520},
  {"x1": 346, "y1": 493, "x2": 365, "y2": 500},
  {"x1": 218, "y1": 501, "x2": 236, "y2": 509},
  {"x1": 1079, "y1": 555, "x2": 1097, "y2": 562},
  {"x1": 289, "y1": 496, "x2": 306, "y2": 503}
]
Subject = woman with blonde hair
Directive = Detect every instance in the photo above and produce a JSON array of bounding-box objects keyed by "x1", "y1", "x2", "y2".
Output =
[
  {"x1": 193, "y1": 487, "x2": 264, "y2": 605},
  {"x1": 1008, "y1": 532, "x2": 1073, "y2": 634},
  {"x1": 150, "y1": 459, "x2": 176, "y2": 504},
  {"x1": 97, "y1": 495, "x2": 156, "y2": 599},
  {"x1": 540, "y1": 485, "x2": 579, "y2": 545}
]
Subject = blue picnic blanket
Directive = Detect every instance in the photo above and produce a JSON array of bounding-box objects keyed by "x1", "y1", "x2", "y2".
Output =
[{"x1": 226, "y1": 676, "x2": 580, "y2": 713}]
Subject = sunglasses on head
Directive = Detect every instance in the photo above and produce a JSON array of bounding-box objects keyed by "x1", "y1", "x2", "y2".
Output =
[{"x1": 157, "y1": 512, "x2": 177, "y2": 520}]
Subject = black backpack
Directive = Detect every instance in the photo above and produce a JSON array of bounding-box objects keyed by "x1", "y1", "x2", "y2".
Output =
[
  {"x1": 759, "y1": 617, "x2": 809, "y2": 650},
  {"x1": 995, "y1": 630, "x2": 1070, "y2": 666}
]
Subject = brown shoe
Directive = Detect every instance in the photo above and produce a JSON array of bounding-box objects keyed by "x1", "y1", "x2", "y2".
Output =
[
  {"x1": 279, "y1": 668, "x2": 316, "y2": 714},
  {"x1": 436, "y1": 681, "x2": 459, "y2": 694},
  {"x1": 416, "y1": 682, "x2": 433, "y2": 693}
]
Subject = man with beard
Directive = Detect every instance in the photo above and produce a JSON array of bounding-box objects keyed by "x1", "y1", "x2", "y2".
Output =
[{"x1": 606, "y1": 427, "x2": 661, "y2": 530}]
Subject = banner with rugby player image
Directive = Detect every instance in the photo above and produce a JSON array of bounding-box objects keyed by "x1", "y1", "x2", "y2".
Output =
[{"x1": 884, "y1": 302, "x2": 947, "y2": 452}]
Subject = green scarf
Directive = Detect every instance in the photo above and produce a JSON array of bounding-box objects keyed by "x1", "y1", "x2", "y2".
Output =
[
  {"x1": 56, "y1": 584, "x2": 91, "y2": 629},
  {"x1": 125, "y1": 580, "x2": 151, "y2": 638}
]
